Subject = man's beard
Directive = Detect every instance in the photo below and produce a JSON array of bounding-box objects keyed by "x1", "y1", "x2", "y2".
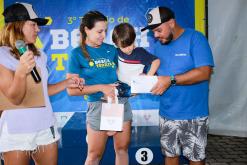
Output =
[{"x1": 161, "y1": 33, "x2": 173, "y2": 45}]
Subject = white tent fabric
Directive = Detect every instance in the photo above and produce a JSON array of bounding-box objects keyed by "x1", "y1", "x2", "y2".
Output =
[{"x1": 208, "y1": 0, "x2": 247, "y2": 137}]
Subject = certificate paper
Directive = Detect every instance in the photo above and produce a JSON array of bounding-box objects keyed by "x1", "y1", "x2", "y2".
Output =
[{"x1": 130, "y1": 76, "x2": 158, "y2": 93}]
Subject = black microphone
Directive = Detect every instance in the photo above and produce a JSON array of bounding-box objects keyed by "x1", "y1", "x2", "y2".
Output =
[{"x1": 15, "y1": 40, "x2": 41, "y2": 83}]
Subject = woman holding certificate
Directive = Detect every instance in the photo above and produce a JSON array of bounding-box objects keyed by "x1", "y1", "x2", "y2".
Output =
[
  {"x1": 0, "y1": 2, "x2": 83, "y2": 165},
  {"x1": 67, "y1": 11, "x2": 132, "y2": 165}
]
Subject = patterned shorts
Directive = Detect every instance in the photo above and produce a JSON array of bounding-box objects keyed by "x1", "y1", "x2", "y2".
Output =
[{"x1": 159, "y1": 116, "x2": 208, "y2": 161}]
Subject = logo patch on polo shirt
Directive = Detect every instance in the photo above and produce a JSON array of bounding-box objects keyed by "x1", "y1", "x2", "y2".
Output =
[{"x1": 175, "y1": 53, "x2": 188, "y2": 57}]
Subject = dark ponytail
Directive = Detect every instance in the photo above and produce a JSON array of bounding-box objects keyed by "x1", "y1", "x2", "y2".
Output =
[{"x1": 79, "y1": 11, "x2": 107, "y2": 59}]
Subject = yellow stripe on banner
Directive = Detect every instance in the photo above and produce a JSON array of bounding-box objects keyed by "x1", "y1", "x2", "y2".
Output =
[
  {"x1": 0, "y1": 0, "x2": 4, "y2": 28},
  {"x1": 195, "y1": 0, "x2": 206, "y2": 35},
  {"x1": 35, "y1": 37, "x2": 43, "y2": 49}
]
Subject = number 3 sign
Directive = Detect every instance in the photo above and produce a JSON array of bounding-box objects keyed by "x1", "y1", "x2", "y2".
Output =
[{"x1": 135, "y1": 148, "x2": 153, "y2": 164}]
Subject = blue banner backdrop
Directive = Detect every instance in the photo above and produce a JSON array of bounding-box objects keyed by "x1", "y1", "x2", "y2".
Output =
[{"x1": 4, "y1": 0, "x2": 194, "y2": 112}]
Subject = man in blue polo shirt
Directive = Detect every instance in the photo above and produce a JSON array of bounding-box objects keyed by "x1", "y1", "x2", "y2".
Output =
[{"x1": 142, "y1": 7, "x2": 214, "y2": 165}]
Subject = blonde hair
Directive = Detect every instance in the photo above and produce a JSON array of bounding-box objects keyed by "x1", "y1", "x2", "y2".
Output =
[{"x1": 0, "y1": 21, "x2": 40, "y2": 59}]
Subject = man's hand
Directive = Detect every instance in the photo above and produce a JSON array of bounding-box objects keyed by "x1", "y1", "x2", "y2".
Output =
[{"x1": 151, "y1": 76, "x2": 171, "y2": 95}]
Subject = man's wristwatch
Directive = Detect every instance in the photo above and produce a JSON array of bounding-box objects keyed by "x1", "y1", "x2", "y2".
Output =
[{"x1": 170, "y1": 75, "x2": 177, "y2": 86}]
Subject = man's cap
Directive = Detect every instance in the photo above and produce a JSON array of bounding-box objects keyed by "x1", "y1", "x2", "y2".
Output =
[
  {"x1": 141, "y1": 6, "x2": 175, "y2": 32},
  {"x1": 3, "y1": 2, "x2": 48, "y2": 26}
]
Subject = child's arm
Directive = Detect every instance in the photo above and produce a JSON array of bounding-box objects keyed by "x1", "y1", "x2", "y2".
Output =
[{"x1": 147, "y1": 59, "x2": 160, "y2": 76}]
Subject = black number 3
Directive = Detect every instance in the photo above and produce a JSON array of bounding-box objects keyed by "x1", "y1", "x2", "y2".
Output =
[{"x1": 141, "y1": 151, "x2": 148, "y2": 161}]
